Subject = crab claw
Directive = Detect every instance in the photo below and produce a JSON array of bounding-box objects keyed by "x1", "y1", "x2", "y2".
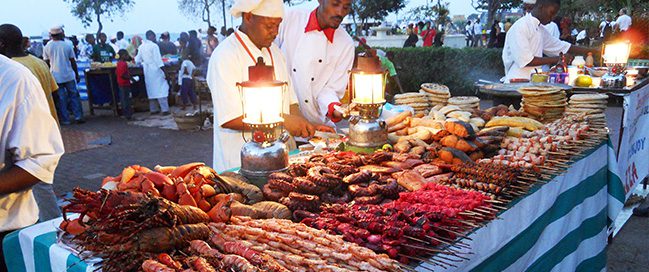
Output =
[
  {"x1": 145, "y1": 171, "x2": 174, "y2": 187},
  {"x1": 59, "y1": 218, "x2": 87, "y2": 235},
  {"x1": 207, "y1": 195, "x2": 233, "y2": 223},
  {"x1": 170, "y1": 162, "x2": 205, "y2": 179}
]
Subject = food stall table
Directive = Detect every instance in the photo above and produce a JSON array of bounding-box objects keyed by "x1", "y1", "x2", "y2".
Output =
[
  {"x1": 419, "y1": 142, "x2": 613, "y2": 272},
  {"x1": 4, "y1": 142, "x2": 621, "y2": 272}
]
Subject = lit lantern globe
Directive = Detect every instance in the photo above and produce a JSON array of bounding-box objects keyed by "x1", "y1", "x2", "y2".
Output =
[
  {"x1": 603, "y1": 42, "x2": 631, "y2": 66},
  {"x1": 351, "y1": 56, "x2": 386, "y2": 105},
  {"x1": 237, "y1": 57, "x2": 290, "y2": 180}
]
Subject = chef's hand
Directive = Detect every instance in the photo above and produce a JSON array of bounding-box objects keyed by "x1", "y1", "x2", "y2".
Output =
[
  {"x1": 314, "y1": 125, "x2": 336, "y2": 133},
  {"x1": 284, "y1": 114, "x2": 315, "y2": 138},
  {"x1": 562, "y1": 54, "x2": 575, "y2": 66}
]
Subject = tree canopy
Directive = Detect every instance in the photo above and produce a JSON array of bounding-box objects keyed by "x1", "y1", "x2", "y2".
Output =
[
  {"x1": 65, "y1": 0, "x2": 134, "y2": 36},
  {"x1": 178, "y1": 0, "x2": 232, "y2": 28}
]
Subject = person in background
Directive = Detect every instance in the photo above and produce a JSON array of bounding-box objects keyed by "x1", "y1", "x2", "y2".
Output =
[
  {"x1": 178, "y1": 32, "x2": 189, "y2": 58},
  {"x1": 0, "y1": 52, "x2": 64, "y2": 272},
  {"x1": 79, "y1": 33, "x2": 95, "y2": 60},
  {"x1": 109, "y1": 35, "x2": 120, "y2": 53},
  {"x1": 43, "y1": 25, "x2": 84, "y2": 125},
  {"x1": 559, "y1": 17, "x2": 575, "y2": 44},
  {"x1": 206, "y1": 26, "x2": 219, "y2": 56},
  {"x1": 217, "y1": 26, "x2": 227, "y2": 42},
  {"x1": 381, "y1": 50, "x2": 404, "y2": 99},
  {"x1": 504, "y1": 18, "x2": 513, "y2": 33},
  {"x1": 576, "y1": 28, "x2": 589, "y2": 46},
  {"x1": 116, "y1": 49, "x2": 133, "y2": 120},
  {"x1": 178, "y1": 56, "x2": 197, "y2": 110},
  {"x1": 136, "y1": 30, "x2": 170, "y2": 115},
  {"x1": 433, "y1": 29, "x2": 444, "y2": 47},
  {"x1": 92, "y1": 32, "x2": 116, "y2": 62},
  {"x1": 502, "y1": 0, "x2": 593, "y2": 82},
  {"x1": 69, "y1": 35, "x2": 80, "y2": 57},
  {"x1": 0, "y1": 24, "x2": 63, "y2": 223},
  {"x1": 465, "y1": 20, "x2": 473, "y2": 47},
  {"x1": 22, "y1": 37, "x2": 32, "y2": 55},
  {"x1": 227, "y1": 28, "x2": 235, "y2": 36},
  {"x1": 116, "y1": 31, "x2": 129, "y2": 50},
  {"x1": 158, "y1": 32, "x2": 178, "y2": 56},
  {"x1": 403, "y1": 23, "x2": 418, "y2": 48},
  {"x1": 126, "y1": 34, "x2": 142, "y2": 57},
  {"x1": 187, "y1": 30, "x2": 203, "y2": 66},
  {"x1": 488, "y1": 19, "x2": 500, "y2": 48},
  {"x1": 28, "y1": 37, "x2": 44, "y2": 58},
  {"x1": 420, "y1": 21, "x2": 436, "y2": 47},
  {"x1": 472, "y1": 19, "x2": 483, "y2": 47},
  {"x1": 614, "y1": 8, "x2": 632, "y2": 33},
  {"x1": 599, "y1": 14, "x2": 614, "y2": 42}
]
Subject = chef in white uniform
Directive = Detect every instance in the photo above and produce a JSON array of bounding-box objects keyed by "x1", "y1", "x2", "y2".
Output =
[
  {"x1": 135, "y1": 30, "x2": 170, "y2": 115},
  {"x1": 207, "y1": 0, "x2": 326, "y2": 172},
  {"x1": 277, "y1": 0, "x2": 355, "y2": 127},
  {"x1": 502, "y1": 0, "x2": 592, "y2": 82}
]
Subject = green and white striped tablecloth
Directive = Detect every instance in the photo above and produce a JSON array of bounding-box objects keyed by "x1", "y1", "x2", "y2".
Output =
[
  {"x1": 417, "y1": 143, "x2": 610, "y2": 272},
  {"x1": 4, "y1": 144, "x2": 618, "y2": 272}
]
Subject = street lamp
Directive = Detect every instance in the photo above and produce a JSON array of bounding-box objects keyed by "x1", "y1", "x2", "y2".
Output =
[{"x1": 238, "y1": 57, "x2": 290, "y2": 179}]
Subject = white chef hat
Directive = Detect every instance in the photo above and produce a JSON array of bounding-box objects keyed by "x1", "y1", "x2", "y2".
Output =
[
  {"x1": 523, "y1": 0, "x2": 536, "y2": 4},
  {"x1": 231, "y1": 0, "x2": 284, "y2": 18}
]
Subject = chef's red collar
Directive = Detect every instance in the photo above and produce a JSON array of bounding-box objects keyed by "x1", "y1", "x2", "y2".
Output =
[{"x1": 304, "y1": 8, "x2": 336, "y2": 43}]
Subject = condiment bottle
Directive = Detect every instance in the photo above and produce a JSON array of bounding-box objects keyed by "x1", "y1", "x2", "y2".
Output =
[{"x1": 585, "y1": 52, "x2": 595, "y2": 68}]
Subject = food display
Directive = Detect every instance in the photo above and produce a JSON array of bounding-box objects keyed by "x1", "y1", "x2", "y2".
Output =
[
  {"x1": 518, "y1": 86, "x2": 567, "y2": 122},
  {"x1": 566, "y1": 93, "x2": 608, "y2": 121},
  {"x1": 419, "y1": 83, "x2": 451, "y2": 107},
  {"x1": 447, "y1": 96, "x2": 480, "y2": 112},
  {"x1": 393, "y1": 92, "x2": 432, "y2": 116},
  {"x1": 52, "y1": 74, "x2": 613, "y2": 272}
]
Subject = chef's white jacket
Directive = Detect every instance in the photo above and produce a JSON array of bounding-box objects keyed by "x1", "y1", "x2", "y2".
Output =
[
  {"x1": 0, "y1": 55, "x2": 64, "y2": 231},
  {"x1": 543, "y1": 21, "x2": 560, "y2": 39},
  {"x1": 277, "y1": 8, "x2": 355, "y2": 126},
  {"x1": 615, "y1": 14, "x2": 632, "y2": 31},
  {"x1": 136, "y1": 40, "x2": 170, "y2": 99},
  {"x1": 207, "y1": 30, "x2": 296, "y2": 172},
  {"x1": 502, "y1": 13, "x2": 571, "y2": 82}
]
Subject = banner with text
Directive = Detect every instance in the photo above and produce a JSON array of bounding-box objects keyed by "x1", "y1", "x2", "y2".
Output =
[{"x1": 617, "y1": 84, "x2": 649, "y2": 207}]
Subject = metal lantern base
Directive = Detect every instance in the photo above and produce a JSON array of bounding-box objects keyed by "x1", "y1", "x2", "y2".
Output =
[
  {"x1": 240, "y1": 140, "x2": 289, "y2": 179},
  {"x1": 348, "y1": 118, "x2": 388, "y2": 149},
  {"x1": 601, "y1": 73, "x2": 627, "y2": 88}
]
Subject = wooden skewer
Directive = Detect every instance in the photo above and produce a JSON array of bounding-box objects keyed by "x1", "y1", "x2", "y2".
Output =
[
  {"x1": 485, "y1": 199, "x2": 505, "y2": 204},
  {"x1": 430, "y1": 257, "x2": 458, "y2": 268},
  {"x1": 431, "y1": 225, "x2": 472, "y2": 241},
  {"x1": 434, "y1": 253, "x2": 465, "y2": 263},
  {"x1": 474, "y1": 207, "x2": 494, "y2": 214},
  {"x1": 428, "y1": 235, "x2": 468, "y2": 250},
  {"x1": 402, "y1": 243, "x2": 446, "y2": 253},
  {"x1": 458, "y1": 220, "x2": 481, "y2": 228},
  {"x1": 397, "y1": 264, "x2": 419, "y2": 272},
  {"x1": 400, "y1": 254, "x2": 447, "y2": 270},
  {"x1": 405, "y1": 235, "x2": 430, "y2": 245}
]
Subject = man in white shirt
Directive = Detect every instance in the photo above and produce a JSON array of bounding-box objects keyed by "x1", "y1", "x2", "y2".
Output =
[
  {"x1": 465, "y1": 20, "x2": 473, "y2": 47},
  {"x1": 136, "y1": 30, "x2": 171, "y2": 115},
  {"x1": 116, "y1": 31, "x2": 130, "y2": 50},
  {"x1": 207, "y1": 0, "x2": 327, "y2": 171},
  {"x1": 0, "y1": 54, "x2": 64, "y2": 269},
  {"x1": 502, "y1": 0, "x2": 592, "y2": 82},
  {"x1": 109, "y1": 36, "x2": 120, "y2": 53},
  {"x1": 277, "y1": 0, "x2": 355, "y2": 127},
  {"x1": 472, "y1": 19, "x2": 483, "y2": 47},
  {"x1": 543, "y1": 21, "x2": 560, "y2": 39},
  {"x1": 615, "y1": 8, "x2": 632, "y2": 32},
  {"x1": 599, "y1": 15, "x2": 614, "y2": 41}
]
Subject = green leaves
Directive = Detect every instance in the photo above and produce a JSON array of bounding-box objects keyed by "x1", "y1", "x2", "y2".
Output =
[{"x1": 65, "y1": 0, "x2": 134, "y2": 28}]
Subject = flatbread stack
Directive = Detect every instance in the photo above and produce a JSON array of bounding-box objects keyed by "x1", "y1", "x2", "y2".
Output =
[
  {"x1": 518, "y1": 86, "x2": 566, "y2": 122},
  {"x1": 566, "y1": 93, "x2": 608, "y2": 121},
  {"x1": 419, "y1": 83, "x2": 451, "y2": 107},
  {"x1": 393, "y1": 92, "x2": 430, "y2": 115},
  {"x1": 447, "y1": 96, "x2": 480, "y2": 112}
]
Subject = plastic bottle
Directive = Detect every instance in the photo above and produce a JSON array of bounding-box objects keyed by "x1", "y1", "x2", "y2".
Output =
[
  {"x1": 572, "y1": 56, "x2": 586, "y2": 69},
  {"x1": 585, "y1": 52, "x2": 595, "y2": 68}
]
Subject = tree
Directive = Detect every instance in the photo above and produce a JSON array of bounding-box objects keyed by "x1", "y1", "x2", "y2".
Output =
[
  {"x1": 471, "y1": 0, "x2": 522, "y2": 28},
  {"x1": 178, "y1": 0, "x2": 232, "y2": 29},
  {"x1": 351, "y1": 0, "x2": 406, "y2": 34},
  {"x1": 65, "y1": 0, "x2": 134, "y2": 37}
]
